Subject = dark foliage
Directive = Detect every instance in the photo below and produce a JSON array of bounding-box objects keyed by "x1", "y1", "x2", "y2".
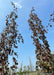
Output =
[
  {"x1": 28, "y1": 7, "x2": 54, "y2": 74},
  {"x1": 0, "y1": 2, "x2": 24, "y2": 75}
]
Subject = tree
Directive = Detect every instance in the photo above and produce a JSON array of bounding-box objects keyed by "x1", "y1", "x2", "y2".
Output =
[
  {"x1": 28, "y1": 7, "x2": 54, "y2": 74},
  {"x1": 23, "y1": 65, "x2": 27, "y2": 74},
  {"x1": 49, "y1": 11, "x2": 54, "y2": 74},
  {"x1": 0, "y1": 1, "x2": 24, "y2": 75},
  {"x1": 29, "y1": 57, "x2": 34, "y2": 71},
  {"x1": 27, "y1": 65, "x2": 30, "y2": 73},
  {"x1": 18, "y1": 63, "x2": 23, "y2": 75}
]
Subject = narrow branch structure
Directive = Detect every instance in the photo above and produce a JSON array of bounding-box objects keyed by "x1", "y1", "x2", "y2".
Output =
[
  {"x1": 28, "y1": 7, "x2": 54, "y2": 74},
  {"x1": 0, "y1": 2, "x2": 24, "y2": 75}
]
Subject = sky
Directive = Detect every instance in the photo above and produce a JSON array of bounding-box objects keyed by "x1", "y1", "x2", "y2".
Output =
[{"x1": 0, "y1": 0, "x2": 54, "y2": 70}]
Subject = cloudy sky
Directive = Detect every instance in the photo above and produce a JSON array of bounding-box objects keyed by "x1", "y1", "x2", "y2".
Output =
[{"x1": 0, "y1": 0, "x2": 54, "y2": 69}]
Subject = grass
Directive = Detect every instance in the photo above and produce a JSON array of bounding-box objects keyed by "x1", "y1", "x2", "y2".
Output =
[
  {"x1": 26, "y1": 73, "x2": 45, "y2": 75},
  {"x1": 27, "y1": 74, "x2": 45, "y2": 75},
  {"x1": 27, "y1": 74, "x2": 37, "y2": 75}
]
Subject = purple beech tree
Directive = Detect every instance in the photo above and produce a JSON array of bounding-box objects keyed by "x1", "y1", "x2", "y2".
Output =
[
  {"x1": 0, "y1": 2, "x2": 24, "y2": 75},
  {"x1": 28, "y1": 7, "x2": 54, "y2": 74}
]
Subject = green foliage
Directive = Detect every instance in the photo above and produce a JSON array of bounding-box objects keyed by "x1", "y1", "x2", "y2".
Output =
[
  {"x1": 18, "y1": 63, "x2": 23, "y2": 75},
  {"x1": 29, "y1": 57, "x2": 34, "y2": 71}
]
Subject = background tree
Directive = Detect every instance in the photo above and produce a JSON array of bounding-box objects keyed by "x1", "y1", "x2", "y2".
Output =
[
  {"x1": 0, "y1": 1, "x2": 24, "y2": 75},
  {"x1": 18, "y1": 63, "x2": 23, "y2": 75},
  {"x1": 28, "y1": 7, "x2": 54, "y2": 74},
  {"x1": 29, "y1": 57, "x2": 34, "y2": 71},
  {"x1": 27, "y1": 65, "x2": 30, "y2": 74}
]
